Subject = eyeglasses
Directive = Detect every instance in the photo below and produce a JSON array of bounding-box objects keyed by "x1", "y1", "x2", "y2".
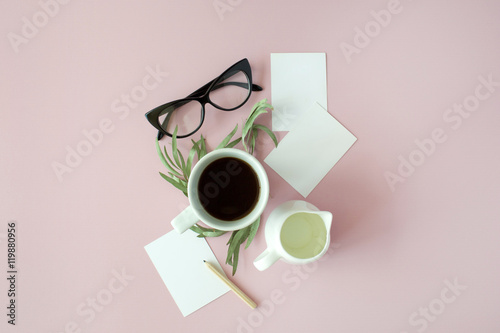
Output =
[{"x1": 145, "y1": 58, "x2": 263, "y2": 140}]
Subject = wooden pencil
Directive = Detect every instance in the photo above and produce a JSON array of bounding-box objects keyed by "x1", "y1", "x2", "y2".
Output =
[{"x1": 203, "y1": 260, "x2": 257, "y2": 309}]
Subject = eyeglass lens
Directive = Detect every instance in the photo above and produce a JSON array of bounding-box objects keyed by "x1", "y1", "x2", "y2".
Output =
[
  {"x1": 157, "y1": 69, "x2": 250, "y2": 137},
  {"x1": 208, "y1": 70, "x2": 250, "y2": 109},
  {"x1": 158, "y1": 100, "x2": 203, "y2": 137}
]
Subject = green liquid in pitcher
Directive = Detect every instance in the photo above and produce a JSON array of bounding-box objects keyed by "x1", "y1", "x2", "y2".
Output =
[{"x1": 280, "y1": 213, "x2": 327, "y2": 259}]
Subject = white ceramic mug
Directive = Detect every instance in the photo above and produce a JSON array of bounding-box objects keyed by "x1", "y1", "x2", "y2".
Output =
[
  {"x1": 254, "y1": 200, "x2": 332, "y2": 271},
  {"x1": 171, "y1": 148, "x2": 269, "y2": 233}
]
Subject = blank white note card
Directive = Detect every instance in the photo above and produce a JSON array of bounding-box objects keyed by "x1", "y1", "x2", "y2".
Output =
[
  {"x1": 271, "y1": 53, "x2": 327, "y2": 131},
  {"x1": 265, "y1": 102, "x2": 357, "y2": 197},
  {"x1": 145, "y1": 229, "x2": 230, "y2": 317}
]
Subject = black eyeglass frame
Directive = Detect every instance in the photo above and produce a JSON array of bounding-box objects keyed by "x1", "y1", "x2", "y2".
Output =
[{"x1": 145, "y1": 58, "x2": 263, "y2": 139}]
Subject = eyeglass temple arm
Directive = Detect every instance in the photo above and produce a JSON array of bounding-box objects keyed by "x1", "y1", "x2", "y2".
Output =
[{"x1": 251, "y1": 83, "x2": 263, "y2": 91}]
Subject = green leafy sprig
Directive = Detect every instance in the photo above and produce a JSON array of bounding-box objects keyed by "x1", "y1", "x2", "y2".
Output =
[
  {"x1": 242, "y1": 99, "x2": 278, "y2": 154},
  {"x1": 156, "y1": 99, "x2": 277, "y2": 275}
]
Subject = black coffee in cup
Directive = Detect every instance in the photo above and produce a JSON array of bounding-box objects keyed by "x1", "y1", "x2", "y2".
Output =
[{"x1": 197, "y1": 157, "x2": 260, "y2": 221}]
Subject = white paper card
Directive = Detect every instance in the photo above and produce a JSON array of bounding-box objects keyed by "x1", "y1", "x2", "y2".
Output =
[
  {"x1": 271, "y1": 53, "x2": 327, "y2": 131},
  {"x1": 144, "y1": 229, "x2": 230, "y2": 317},
  {"x1": 265, "y1": 102, "x2": 357, "y2": 197}
]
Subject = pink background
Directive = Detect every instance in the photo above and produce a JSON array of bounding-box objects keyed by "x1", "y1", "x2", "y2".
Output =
[{"x1": 2, "y1": 1, "x2": 500, "y2": 332}]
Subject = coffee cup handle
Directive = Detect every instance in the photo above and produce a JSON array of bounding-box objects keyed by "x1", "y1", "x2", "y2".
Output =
[
  {"x1": 253, "y1": 248, "x2": 280, "y2": 271},
  {"x1": 171, "y1": 206, "x2": 199, "y2": 234}
]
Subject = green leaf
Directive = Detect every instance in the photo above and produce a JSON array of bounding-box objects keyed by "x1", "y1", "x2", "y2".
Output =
[
  {"x1": 245, "y1": 217, "x2": 260, "y2": 249},
  {"x1": 253, "y1": 124, "x2": 278, "y2": 148},
  {"x1": 193, "y1": 224, "x2": 216, "y2": 233},
  {"x1": 189, "y1": 224, "x2": 227, "y2": 237},
  {"x1": 185, "y1": 146, "x2": 197, "y2": 178},
  {"x1": 235, "y1": 226, "x2": 251, "y2": 246},
  {"x1": 226, "y1": 227, "x2": 251, "y2": 267},
  {"x1": 230, "y1": 244, "x2": 240, "y2": 275},
  {"x1": 177, "y1": 149, "x2": 187, "y2": 178},
  {"x1": 199, "y1": 134, "x2": 207, "y2": 159},
  {"x1": 159, "y1": 172, "x2": 187, "y2": 194},
  {"x1": 243, "y1": 99, "x2": 272, "y2": 138},
  {"x1": 190, "y1": 138, "x2": 198, "y2": 147},
  {"x1": 216, "y1": 124, "x2": 238, "y2": 150},
  {"x1": 156, "y1": 139, "x2": 183, "y2": 178},
  {"x1": 191, "y1": 139, "x2": 200, "y2": 154},
  {"x1": 248, "y1": 99, "x2": 271, "y2": 118},
  {"x1": 194, "y1": 224, "x2": 211, "y2": 232},
  {"x1": 155, "y1": 139, "x2": 169, "y2": 169},
  {"x1": 200, "y1": 230, "x2": 228, "y2": 237},
  {"x1": 225, "y1": 231, "x2": 238, "y2": 265},
  {"x1": 190, "y1": 224, "x2": 204, "y2": 234},
  {"x1": 163, "y1": 146, "x2": 179, "y2": 172},
  {"x1": 226, "y1": 230, "x2": 236, "y2": 246},
  {"x1": 191, "y1": 137, "x2": 207, "y2": 161},
  {"x1": 226, "y1": 229, "x2": 245, "y2": 265},
  {"x1": 242, "y1": 107, "x2": 268, "y2": 144},
  {"x1": 242, "y1": 99, "x2": 273, "y2": 153},
  {"x1": 250, "y1": 128, "x2": 258, "y2": 154},
  {"x1": 171, "y1": 127, "x2": 181, "y2": 168},
  {"x1": 225, "y1": 137, "x2": 242, "y2": 148}
]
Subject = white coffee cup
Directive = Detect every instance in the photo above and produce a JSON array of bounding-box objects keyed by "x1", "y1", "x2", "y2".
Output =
[{"x1": 171, "y1": 148, "x2": 269, "y2": 233}]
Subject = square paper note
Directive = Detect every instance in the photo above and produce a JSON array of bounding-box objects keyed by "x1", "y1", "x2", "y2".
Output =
[
  {"x1": 271, "y1": 53, "x2": 327, "y2": 131},
  {"x1": 145, "y1": 229, "x2": 230, "y2": 317},
  {"x1": 265, "y1": 102, "x2": 357, "y2": 197}
]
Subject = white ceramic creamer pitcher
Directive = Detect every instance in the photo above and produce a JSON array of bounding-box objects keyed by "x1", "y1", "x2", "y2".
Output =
[{"x1": 253, "y1": 200, "x2": 333, "y2": 271}]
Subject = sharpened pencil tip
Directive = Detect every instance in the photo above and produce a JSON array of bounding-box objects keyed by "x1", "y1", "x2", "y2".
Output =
[{"x1": 203, "y1": 260, "x2": 206, "y2": 262}]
